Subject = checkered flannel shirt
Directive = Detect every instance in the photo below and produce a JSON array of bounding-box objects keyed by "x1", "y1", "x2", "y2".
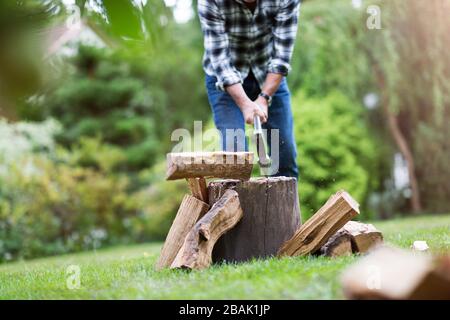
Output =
[{"x1": 198, "y1": 0, "x2": 301, "y2": 91}]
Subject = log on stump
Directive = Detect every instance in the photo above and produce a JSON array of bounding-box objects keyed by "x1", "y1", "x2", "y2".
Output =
[
  {"x1": 166, "y1": 152, "x2": 253, "y2": 181},
  {"x1": 156, "y1": 194, "x2": 210, "y2": 270},
  {"x1": 319, "y1": 221, "x2": 383, "y2": 257},
  {"x1": 341, "y1": 246, "x2": 450, "y2": 300},
  {"x1": 171, "y1": 189, "x2": 243, "y2": 270},
  {"x1": 278, "y1": 190, "x2": 359, "y2": 257},
  {"x1": 209, "y1": 177, "x2": 301, "y2": 263}
]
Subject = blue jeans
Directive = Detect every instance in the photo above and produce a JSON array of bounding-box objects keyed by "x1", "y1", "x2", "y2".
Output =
[{"x1": 205, "y1": 72, "x2": 298, "y2": 178}]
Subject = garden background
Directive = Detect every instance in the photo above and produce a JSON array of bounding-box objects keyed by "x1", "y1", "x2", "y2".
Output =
[{"x1": 0, "y1": 0, "x2": 449, "y2": 263}]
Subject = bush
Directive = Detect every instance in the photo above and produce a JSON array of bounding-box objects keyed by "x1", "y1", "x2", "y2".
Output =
[
  {"x1": 21, "y1": 44, "x2": 210, "y2": 172},
  {"x1": 289, "y1": 0, "x2": 374, "y2": 101},
  {"x1": 0, "y1": 119, "x2": 179, "y2": 262},
  {"x1": 292, "y1": 91, "x2": 378, "y2": 220}
]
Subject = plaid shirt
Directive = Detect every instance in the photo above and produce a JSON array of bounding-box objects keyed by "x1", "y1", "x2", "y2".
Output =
[{"x1": 198, "y1": 0, "x2": 301, "y2": 91}]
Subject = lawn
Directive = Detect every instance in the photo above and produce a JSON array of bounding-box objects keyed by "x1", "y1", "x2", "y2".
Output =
[{"x1": 0, "y1": 214, "x2": 449, "y2": 299}]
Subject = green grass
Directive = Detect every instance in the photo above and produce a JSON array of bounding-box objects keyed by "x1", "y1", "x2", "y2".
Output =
[{"x1": 0, "y1": 214, "x2": 449, "y2": 299}]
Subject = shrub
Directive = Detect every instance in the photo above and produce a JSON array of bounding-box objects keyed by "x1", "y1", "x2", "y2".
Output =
[
  {"x1": 292, "y1": 91, "x2": 378, "y2": 220},
  {"x1": 0, "y1": 118, "x2": 193, "y2": 261},
  {"x1": 20, "y1": 45, "x2": 210, "y2": 172},
  {"x1": 289, "y1": 0, "x2": 374, "y2": 101}
]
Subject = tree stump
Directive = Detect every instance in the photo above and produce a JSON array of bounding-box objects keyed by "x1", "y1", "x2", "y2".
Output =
[{"x1": 208, "y1": 177, "x2": 301, "y2": 263}]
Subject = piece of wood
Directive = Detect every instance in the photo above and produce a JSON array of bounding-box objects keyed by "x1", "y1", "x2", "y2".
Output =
[
  {"x1": 320, "y1": 221, "x2": 383, "y2": 257},
  {"x1": 209, "y1": 177, "x2": 301, "y2": 263},
  {"x1": 344, "y1": 221, "x2": 383, "y2": 253},
  {"x1": 187, "y1": 177, "x2": 208, "y2": 203},
  {"x1": 171, "y1": 189, "x2": 243, "y2": 270},
  {"x1": 155, "y1": 194, "x2": 209, "y2": 270},
  {"x1": 341, "y1": 246, "x2": 450, "y2": 300},
  {"x1": 319, "y1": 231, "x2": 353, "y2": 258},
  {"x1": 166, "y1": 152, "x2": 253, "y2": 181},
  {"x1": 278, "y1": 190, "x2": 359, "y2": 257}
]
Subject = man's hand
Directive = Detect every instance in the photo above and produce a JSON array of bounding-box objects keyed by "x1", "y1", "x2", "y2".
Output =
[
  {"x1": 240, "y1": 100, "x2": 267, "y2": 125},
  {"x1": 225, "y1": 83, "x2": 268, "y2": 125}
]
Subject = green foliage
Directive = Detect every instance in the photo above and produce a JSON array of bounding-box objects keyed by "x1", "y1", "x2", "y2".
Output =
[
  {"x1": 22, "y1": 45, "x2": 209, "y2": 171},
  {"x1": 289, "y1": 0, "x2": 374, "y2": 101},
  {"x1": 133, "y1": 162, "x2": 188, "y2": 240},
  {"x1": 372, "y1": 0, "x2": 450, "y2": 212},
  {"x1": 0, "y1": 120, "x2": 177, "y2": 262},
  {"x1": 292, "y1": 91, "x2": 378, "y2": 220}
]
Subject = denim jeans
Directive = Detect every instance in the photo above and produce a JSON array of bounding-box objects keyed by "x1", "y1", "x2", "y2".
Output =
[{"x1": 205, "y1": 72, "x2": 298, "y2": 178}]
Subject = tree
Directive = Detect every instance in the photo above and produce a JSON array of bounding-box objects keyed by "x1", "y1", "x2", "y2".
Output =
[{"x1": 371, "y1": 0, "x2": 450, "y2": 213}]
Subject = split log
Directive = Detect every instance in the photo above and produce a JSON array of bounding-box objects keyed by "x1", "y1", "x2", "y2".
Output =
[
  {"x1": 155, "y1": 194, "x2": 209, "y2": 270},
  {"x1": 344, "y1": 221, "x2": 383, "y2": 253},
  {"x1": 341, "y1": 246, "x2": 450, "y2": 300},
  {"x1": 186, "y1": 177, "x2": 208, "y2": 203},
  {"x1": 319, "y1": 231, "x2": 353, "y2": 258},
  {"x1": 171, "y1": 189, "x2": 243, "y2": 270},
  {"x1": 166, "y1": 152, "x2": 253, "y2": 181},
  {"x1": 278, "y1": 190, "x2": 359, "y2": 257},
  {"x1": 320, "y1": 221, "x2": 383, "y2": 257},
  {"x1": 209, "y1": 177, "x2": 301, "y2": 263}
]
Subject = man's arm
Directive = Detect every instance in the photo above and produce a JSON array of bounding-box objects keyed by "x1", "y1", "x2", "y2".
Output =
[
  {"x1": 198, "y1": 0, "x2": 266, "y2": 124},
  {"x1": 256, "y1": 0, "x2": 300, "y2": 111},
  {"x1": 268, "y1": 0, "x2": 300, "y2": 76},
  {"x1": 254, "y1": 73, "x2": 284, "y2": 114}
]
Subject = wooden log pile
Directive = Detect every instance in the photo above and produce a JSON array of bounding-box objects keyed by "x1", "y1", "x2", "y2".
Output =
[
  {"x1": 157, "y1": 152, "x2": 385, "y2": 271},
  {"x1": 278, "y1": 191, "x2": 383, "y2": 258},
  {"x1": 319, "y1": 221, "x2": 383, "y2": 257}
]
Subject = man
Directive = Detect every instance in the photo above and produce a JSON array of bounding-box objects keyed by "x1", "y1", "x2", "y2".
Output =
[{"x1": 198, "y1": 0, "x2": 300, "y2": 178}]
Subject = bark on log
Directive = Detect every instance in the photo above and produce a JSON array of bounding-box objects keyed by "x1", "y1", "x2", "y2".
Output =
[
  {"x1": 320, "y1": 221, "x2": 383, "y2": 257},
  {"x1": 171, "y1": 189, "x2": 243, "y2": 270},
  {"x1": 344, "y1": 221, "x2": 383, "y2": 253},
  {"x1": 155, "y1": 194, "x2": 209, "y2": 270},
  {"x1": 319, "y1": 231, "x2": 353, "y2": 258},
  {"x1": 342, "y1": 246, "x2": 450, "y2": 300},
  {"x1": 278, "y1": 190, "x2": 359, "y2": 257},
  {"x1": 209, "y1": 177, "x2": 301, "y2": 263},
  {"x1": 187, "y1": 177, "x2": 208, "y2": 203},
  {"x1": 166, "y1": 152, "x2": 253, "y2": 181}
]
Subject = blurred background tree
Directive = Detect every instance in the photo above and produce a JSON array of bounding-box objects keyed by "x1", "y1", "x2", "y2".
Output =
[{"x1": 369, "y1": 0, "x2": 450, "y2": 213}]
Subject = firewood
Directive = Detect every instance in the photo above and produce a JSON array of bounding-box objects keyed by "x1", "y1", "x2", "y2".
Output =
[
  {"x1": 186, "y1": 177, "x2": 208, "y2": 203},
  {"x1": 278, "y1": 190, "x2": 359, "y2": 257},
  {"x1": 341, "y1": 246, "x2": 450, "y2": 300},
  {"x1": 344, "y1": 221, "x2": 383, "y2": 253},
  {"x1": 320, "y1": 221, "x2": 383, "y2": 257},
  {"x1": 166, "y1": 152, "x2": 253, "y2": 181},
  {"x1": 171, "y1": 189, "x2": 243, "y2": 270},
  {"x1": 209, "y1": 177, "x2": 300, "y2": 263},
  {"x1": 319, "y1": 231, "x2": 353, "y2": 257},
  {"x1": 155, "y1": 195, "x2": 209, "y2": 270}
]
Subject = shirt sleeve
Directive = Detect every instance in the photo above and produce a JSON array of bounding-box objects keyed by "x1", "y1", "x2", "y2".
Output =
[
  {"x1": 198, "y1": 0, "x2": 242, "y2": 90},
  {"x1": 268, "y1": 0, "x2": 301, "y2": 76}
]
